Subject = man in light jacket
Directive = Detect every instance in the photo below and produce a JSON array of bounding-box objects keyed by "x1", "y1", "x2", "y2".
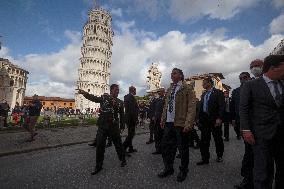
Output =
[{"x1": 158, "y1": 68, "x2": 196, "y2": 182}]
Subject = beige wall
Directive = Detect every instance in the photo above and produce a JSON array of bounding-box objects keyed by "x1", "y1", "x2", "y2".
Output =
[{"x1": 187, "y1": 77, "x2": 227, "y2": 100}]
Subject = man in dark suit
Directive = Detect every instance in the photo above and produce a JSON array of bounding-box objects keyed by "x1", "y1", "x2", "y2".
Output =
[
  {"x1": 223, "y1": 90, "x2": 232, "y2": 141},
  {"x1": 232, "y1": 72, "x2": 254, "y2": 189},
  {"x1": 123, "y1": 86, "x2": 139, "y2": 153},
  {"x1": 147, "y1": 94, "x2": 156, "y2": 144},
  {"x1": 151, "y1": 88, "x2": 165, "y2": 154},
  {"x1": 231, "y1": 72, "x2": 251, "y2": 140},
  {"x1": 240, "y1": 55, "x2": 284, "y2": 189},
  {"x1": 197, "y1": 77, "x2": 225, "y2": 165}
]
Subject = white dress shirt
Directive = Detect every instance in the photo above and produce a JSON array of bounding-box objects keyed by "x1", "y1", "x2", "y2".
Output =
[
  {"x1": 263, "y1": 75, "x2": 283, "y2": 101},
  {"x1": 166, "y1": 81, "x2": 182, "y2": 123}
]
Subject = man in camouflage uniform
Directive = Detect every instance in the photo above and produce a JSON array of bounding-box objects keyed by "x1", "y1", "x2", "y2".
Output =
[{"x1": 78, "y1": 84, "x2": 126, "y2": 175}]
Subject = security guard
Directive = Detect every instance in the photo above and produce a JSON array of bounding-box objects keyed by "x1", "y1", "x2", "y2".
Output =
[{"x1": 78, "y1": 84, "x2": 126, "y2": 175}]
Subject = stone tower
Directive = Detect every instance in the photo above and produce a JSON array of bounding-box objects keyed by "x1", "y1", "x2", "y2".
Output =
[{"x1": 75, "y1": 4, "x2": 113, "y2": 111}]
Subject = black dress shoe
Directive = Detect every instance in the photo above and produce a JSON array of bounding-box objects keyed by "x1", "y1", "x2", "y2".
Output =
[
  {"x1": 158, "y1": 169, "x2": 174, "y2": 178},
  {"x1": 177, "y1": 171, "x2": 188, "y2": 182},
  {"x1": 234, "y1": 179, "x2": 253, "y2": 189},
  {"x1": 88, "y1": 143, "x2": 96, "y2": 147},
  {"x1": 128, "y1": 149, "x2": 138, "y2": 153},
  {"x1": 121, "y1": 160, "x2": 127, "y2": 167},
  {"x1": 91, "y1": 167, "x2": 103, "y2": 175},
  {"x1": 152, "y1": 151, "x2": 162, "y2": 155},
  {"x1": 196, "y1": 160, "x2": 209, "y2": 165}
]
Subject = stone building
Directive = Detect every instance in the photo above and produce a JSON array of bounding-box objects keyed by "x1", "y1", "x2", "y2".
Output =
[
  {"x1": 75, "y1": 4, "x2": 113, "y2": 111},
  {"x1": 271, "y1": 39, "x2": 284, "y2": 55},
  {"x1": 0, "y1": 58, "x2": 28, "y2": 108},
  {"x1": 185, "y1": 73, "x2": 231, "y2": 100},
  {"x1": 24, "y1": 96, "x2": 75, "y2": 110}
]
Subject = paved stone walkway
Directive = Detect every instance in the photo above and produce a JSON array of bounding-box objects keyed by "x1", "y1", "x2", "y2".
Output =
[{"x1": 0, "y1": 124, "x2": 149, "y2": 157}]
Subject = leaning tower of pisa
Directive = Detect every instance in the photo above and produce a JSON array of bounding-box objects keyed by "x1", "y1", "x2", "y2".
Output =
[{"x1": 75, "y1": 4, "x2": 113, "y2": 111}]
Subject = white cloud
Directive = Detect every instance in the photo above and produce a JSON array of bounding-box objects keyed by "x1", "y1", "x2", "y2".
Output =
[
  {"x1": 273, "y1": 0, "x2": 284, "y2": 8},
  {"x1": 111, "y1": 8, "x2": 123, "y2": 17},
  {"x1": 5, "y1": 30, "x2": 82, "y2": 98},
  {"x1": 110, "y1": 21, "x2": 283, "y2": 95},
  {"x1": 269, "y1": 13, "x2": 284, "y2": 34},
  {"x1": 129, "y1": 0, "x2": 166, "y2": 19},
  {"x1": 123, "y1": 0, "x2": 260, "y2": 22},
  {"x1": 2, "y1": 21, "x2": 283, "y2": 99},
  {"x1": 168, "y1": 0, "x2": 259, "y2": 22}
]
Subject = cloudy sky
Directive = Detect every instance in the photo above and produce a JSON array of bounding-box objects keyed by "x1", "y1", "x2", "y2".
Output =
[{"x1": 0, "y1": 0, "x2": 284, "y2": 98}]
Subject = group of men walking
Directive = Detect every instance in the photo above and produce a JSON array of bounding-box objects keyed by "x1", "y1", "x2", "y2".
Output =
[{"x1": 78, "y1": 54, "x2": 284, "y2": 188}]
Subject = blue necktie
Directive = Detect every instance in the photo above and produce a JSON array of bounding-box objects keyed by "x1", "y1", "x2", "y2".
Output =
[
  {"x1": 168, "y1": 84, "x2": 177, "y2": 113},
  {"x1": 272, "y1": 81, "x2": 282, "y2": 107},
  {"x1": 203, "y1": 91, "x2": 210, "y2": 113}
]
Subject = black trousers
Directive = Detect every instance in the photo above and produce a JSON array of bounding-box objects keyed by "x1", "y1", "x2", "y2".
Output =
[
  {"x1": 96, "y1": 124, "x2": 125, "y2": 168},
  {"x1": 94, "y1": 136, "x2": 112, "y2": 145},
  {"x1": 4, "y1": 115, "x2": 8, "y2": 127},
  {"x1": 199, "y1": 118, "x2": 224, "y2": 161},
  {"x1": 161, "y1": 122, "x2": 190, "y2": 172},
  {"x1": 123, "y1": 119, "x2": 136, "y2": 150},
  {"x1": 154, "y1": 119, "x2": 163, "y2": 152},
  {"x1": 223, "y1": 122, "x2": 230, "y2": 140},
  {"x1": 234, "y1": 120, "x2": 241, "y2": 138},
  {"x1": 252, "y1": 127, "x2": 284, "y2": 189},
  {"x1": 149, "y1": 119, "x2": 155, "y2": 141},
  {"x1": 189, "y1": 128, "x2": 200, "y2": 146},
  {"x1": 241, "y1": 141, "x2": 254, "y2": 183}
]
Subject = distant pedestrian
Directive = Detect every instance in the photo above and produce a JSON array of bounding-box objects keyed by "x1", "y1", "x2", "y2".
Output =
[
  {"x1": 0, "y1": 100, "x2": 10, "y2": 128},
  {"x1": 12, "y1": 102, "x2": 21, "y2": 125},
  {"x1": 26, "y1": 95, "x2": 42, "y2": 142}
]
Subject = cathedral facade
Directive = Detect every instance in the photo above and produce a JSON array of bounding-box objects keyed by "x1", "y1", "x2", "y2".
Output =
[
  {"x1": 0, "y1": 58, "x2": 29, "y2": 108},
  {"x1": 75, "y1": 6, "x2": 113, "y2": 111}
]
